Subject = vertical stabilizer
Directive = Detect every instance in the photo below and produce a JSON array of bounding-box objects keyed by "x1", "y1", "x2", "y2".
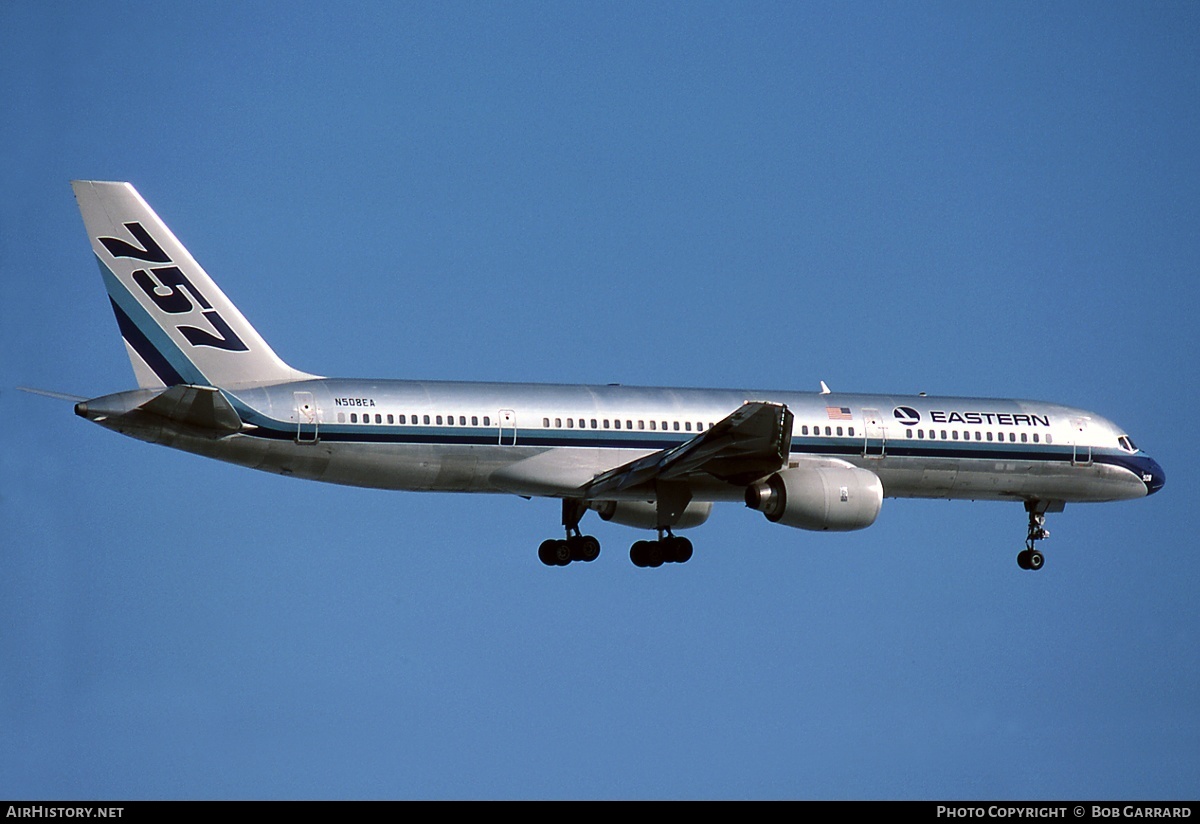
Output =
[{"x1": 72, "y1": 181, "x2": 315, "y2": 389}]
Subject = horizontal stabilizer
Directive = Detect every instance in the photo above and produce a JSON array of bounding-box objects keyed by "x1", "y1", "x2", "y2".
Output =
[
  {"x1": 75, "y1": 384, "x2": 243, "y2": 433},
  {"x1": 17, "y1": 386, "x2": 89, "y2": 403},
  {"x1": 139, "y1": 385, "x2": 244, "y2": 433}
]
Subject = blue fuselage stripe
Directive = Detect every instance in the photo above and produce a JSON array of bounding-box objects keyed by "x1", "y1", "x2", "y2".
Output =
[{"x1": 230, "y1": 409, "x2": 1146, "y2": 477}]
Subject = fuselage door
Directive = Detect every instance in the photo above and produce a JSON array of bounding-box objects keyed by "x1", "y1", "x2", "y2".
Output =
[
  {"x1": 498, "y1": 408, "x2": 517, "y2": 446},
  {"x1": 862, "y1": 408, "x2": 886, "y2": 457},
  {"x1": 1071, "y1": 416, "x2": 1092, "y2": 466},
  {"x1": 294, "y1": 391, "x2": 319, "y2": 444}
]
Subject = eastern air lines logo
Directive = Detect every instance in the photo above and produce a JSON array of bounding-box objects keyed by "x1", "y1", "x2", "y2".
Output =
[
  {"x1": 99, "y1": 222, "x2": 248, "y2": 352},
  {"x1": 893, "y1": 406, "x2": 921, "y2": 426}
]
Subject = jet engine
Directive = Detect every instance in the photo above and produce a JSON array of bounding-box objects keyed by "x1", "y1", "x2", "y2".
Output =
[
  {"x1": 591, "y1": 500, "x2": 712, "y2": 530},
  {"x1": 745, "y1": 465, "x2": 883, "y2": 531}
]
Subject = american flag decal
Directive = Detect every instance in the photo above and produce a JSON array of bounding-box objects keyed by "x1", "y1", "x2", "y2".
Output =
[{"x1": 826, "y1": 406, "x2": 852, "y2": 420}]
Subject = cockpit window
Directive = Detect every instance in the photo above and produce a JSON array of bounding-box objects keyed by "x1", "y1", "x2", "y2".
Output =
[{"x1": 1118, "y1": 435, "x2": 1138, "y2": 453}]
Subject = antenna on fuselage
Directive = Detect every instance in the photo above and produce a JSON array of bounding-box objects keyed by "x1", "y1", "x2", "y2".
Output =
[{"x1": 819, "y1": 381, "x2": 831, "y2": 395}]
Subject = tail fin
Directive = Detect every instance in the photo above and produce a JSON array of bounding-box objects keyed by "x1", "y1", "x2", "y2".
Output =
[{"x1": 72, "y1": 181, "x2": 315, "y2": 389}]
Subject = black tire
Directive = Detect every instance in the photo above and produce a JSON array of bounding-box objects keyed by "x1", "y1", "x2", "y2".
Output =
[
  {"x1": 1028, "y1": 550, "x2": 1044, "y2": 570},
  {"x1": 553, "y1": 539, "x2": 572, "y2": 566},
  {"x1": 1017, "y1": 549, "x2": 1031, "y2": 570},
  {"x1": 645, "y1": 542, "x2": 664, "y2": 568},
  {"x1": 672, "y1": 536, "x2": 693, "y2": 564},
  {"x1": 630, "y1": 540, "x2": 648, "y2": 567},
  {"x1": 579, "y1": 535, "x2": 600, "y2": 562},
  {"x1": 538, "y1": 539, "x2": 559, "y2": 566}
]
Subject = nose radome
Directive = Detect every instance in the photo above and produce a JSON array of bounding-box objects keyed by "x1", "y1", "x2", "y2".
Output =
[{"x1": 1143, "y1": 456, "x2": 1165, "y2": 495}]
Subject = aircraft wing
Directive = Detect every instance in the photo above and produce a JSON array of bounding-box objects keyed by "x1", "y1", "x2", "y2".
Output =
[{"x1": 582, "y1": 401, "x2": 793, "y2": 499}]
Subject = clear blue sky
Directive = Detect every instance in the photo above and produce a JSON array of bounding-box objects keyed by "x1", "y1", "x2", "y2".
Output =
[{"x1": 2, "y1": 1, "x2": 1197, "y2": 800}]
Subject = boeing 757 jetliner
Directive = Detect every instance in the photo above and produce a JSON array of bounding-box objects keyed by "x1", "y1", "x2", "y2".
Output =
[{"x1": 62, "y1": 181, "x2": 1164, "y2": 570}]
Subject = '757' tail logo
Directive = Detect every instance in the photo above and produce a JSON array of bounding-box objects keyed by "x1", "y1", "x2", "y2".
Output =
[{"x1": 98, "y1": 222, "x2": 248, "y2": 352}]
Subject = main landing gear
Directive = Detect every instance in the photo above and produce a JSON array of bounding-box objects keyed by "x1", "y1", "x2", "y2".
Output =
[
  {"x1": 1017, "y1": 500, "x2": 1058, "y2": 571},
  {"x1": 538, "y1": 534, "x2": 600, "y2": 566},
  {"x1": 537, "y1": 495, "x2": 697, "y2": 568},
  {"x1": 630, "y1": 531, "x2": 693, "y2": 568},
  {"x1": 538, "y1": 499, "x2": 601, "y2": 567}
]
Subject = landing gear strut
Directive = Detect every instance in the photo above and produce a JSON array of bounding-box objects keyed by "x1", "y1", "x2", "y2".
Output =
[
  {"x1": 538, "y1": 499, "x2": 601, "y2": 567},
  {"x1": 1017, "y1": 500, "x2": 1058, "y2": 571}
]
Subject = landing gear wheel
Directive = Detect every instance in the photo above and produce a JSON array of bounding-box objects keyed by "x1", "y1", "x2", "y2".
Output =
[
  {"x1": 539, "y1": 540, "x2": 559, "y2": 567},
  {"x1": 630, "y1": 540, "x2": 649, "y2": 568},
  {"x1": 579, "y1": 535, "x2": 600, "y2": 562},
  {"x1": 644, "y1": 542, "x2": 664, "y2": 568},
  {"x1": 670, "y1": 536, "x2": 693, "y2": 564},
  {"x1": 1017, "y1": 547, "x2": 1045, "y2": 571},
  {"x1": 552, "y1": 539, "x2": 572, "y2": 566}
]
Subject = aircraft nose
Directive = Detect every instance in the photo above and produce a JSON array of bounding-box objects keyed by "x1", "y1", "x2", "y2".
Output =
[{"x1": 1140, "y1": 455, "x2": 1165, "y2": 495}]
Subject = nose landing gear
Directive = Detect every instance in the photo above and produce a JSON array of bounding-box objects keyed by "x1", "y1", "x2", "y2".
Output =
[{"x1": 1017, "y1": 500, "x2": 1060, "y2": 571}]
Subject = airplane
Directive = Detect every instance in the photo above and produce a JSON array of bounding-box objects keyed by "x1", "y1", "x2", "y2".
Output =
[{"x1": 58, "y1": 180, "x2": 1165, "y2": 571}]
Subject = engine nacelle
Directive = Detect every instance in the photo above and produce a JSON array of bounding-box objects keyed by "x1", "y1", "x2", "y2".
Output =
[
  {"x1": 745, "y1": 465, "x2": 883, "y2": 531},
  {"x1": 591, "y1": 500, "x2": 712, "y2": 530}
]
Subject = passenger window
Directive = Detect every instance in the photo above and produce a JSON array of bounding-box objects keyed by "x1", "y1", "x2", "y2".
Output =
[
  {"x1": 375, "y1": 414, "x2": 382, "y2": 424},
  {"x1": 555, "y1": 418, "x2": 562, "y2": 428},
  {"x1": 836, "y1": 426, "x2": 843, "y2": 436},
  {"x1": 906, "y1": 429, "x2": 912, "y2": 438},
  {"x1": 338, "y1": 412, "x2": 345, "y2": 423},
  {"x1": 628, "y1": 420, "x2": 634, "y2": 429},
  {"x1": 1021, "y1": 433, "x2": 1027, "y2": 443},
  {"x1": 472, "y1": 416, "x2": 478, "y2": 426},
  {"x1": 614, "y1": 420, "x2": 621, "y2": 429},
  {"x1": 591, "y1": 419, "x2": 598, "y2": 429},
  {"x1": 603, "y1": 419, "x2": 610, "y2": 429},
  {"x1": 436, "y1": 415, "x2": 443, "y2": 425},
  {"x1": 423, "y1": 415, "x2": 430, "y2": 425},
  {"x1": 483, "y1": 416, "x2": 490, "y2": 426},
  {"x1": 1046, "y1": 434, "x2": 1053, "y2": 444},
  {"x1": 917, "y1": 429, "x2": 924, "y2": 438},
  {"x1": 685, "y1": 422, "x2": 692, "y2": 432},
  {"x1": 1033, "y1": 433, "x2": 1039, "y2": 443},
  {"x1": 802, "y1": 425, "x2": 809, "y2": 435},
  {"x1": 543, "y1": 418, "x2": 550, "y2": 428},
  {"x1": 351, "y1": 413, "x2": 358, "y2": 423},
  {"x1": 1009, "y1": 433, "x2": 1016, "y2": 442},
  {"x1": 638, "y1": 420, "x2": 645, "y2": 430},
  {"x1": 952, "y1": 431, "x2": 958, "y2": 440},
  {"x1": 650, "y1": 421, "x2": 657, "y2": 430},
  {"x1": 673, "y1": 422, "x2": 680, "y2": 431},
  {"x1": 848, "y1": 427, "x2": 854, "y2": 437},
  {"x1": 567, "y1": 418, "x2": 574, "y2": 429}
]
